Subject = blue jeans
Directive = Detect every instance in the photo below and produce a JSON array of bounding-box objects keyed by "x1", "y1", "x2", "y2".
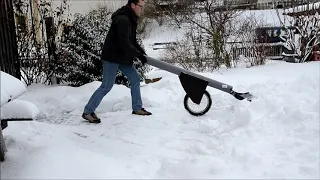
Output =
[{"x1": 84, "y1": 60, "x2": 143, "y2": 113}]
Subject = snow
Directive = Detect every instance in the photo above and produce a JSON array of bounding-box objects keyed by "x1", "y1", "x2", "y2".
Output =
[
  {"x1": 237, "y1": 9, "x2": 287, "y2": 27},
  {"x1": 1, "y1": 60, "x2": 319, "y2": 179},
  {"x1": 143, "y1": 20, "x2": 187, "y2": 59},
  {"x1": 0, "y1": 71, "x2": 27, "y2": 107},
  {"x1": 1, "y1": 2, "x2": 319, "y2": 179},
  {"x1": 49, "y1": 0, "x2": 128, "y2": 20},
  {"x1": 1, "y1": 71, "x2": 39, "y2": 120},
  {"x1": 0, "y1": 99, "x2": 40, "y2": 120}
]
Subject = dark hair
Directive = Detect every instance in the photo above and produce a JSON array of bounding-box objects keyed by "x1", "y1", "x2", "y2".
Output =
[{"x1": 127, "y1": 0, "x2": 140, "y2": 5}]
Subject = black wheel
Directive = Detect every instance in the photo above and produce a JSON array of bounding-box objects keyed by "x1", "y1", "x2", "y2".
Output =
[{"x1": 183, "y1": 90, "x2": 212, "y2": 116}]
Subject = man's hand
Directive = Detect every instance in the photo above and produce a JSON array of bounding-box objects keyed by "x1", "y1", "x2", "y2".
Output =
[{"x1": 138, "y1": 54, "x2": 147, "y2": 65}]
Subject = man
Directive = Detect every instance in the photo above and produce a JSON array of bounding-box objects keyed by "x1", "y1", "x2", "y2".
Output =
[{"x1": 82, "y1": 0, "x2": 152, "y2": 123}]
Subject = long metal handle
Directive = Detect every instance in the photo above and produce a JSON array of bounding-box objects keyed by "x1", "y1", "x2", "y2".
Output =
[{"x1": 146, "y1": 56, "x2": 233, "y2": 94}]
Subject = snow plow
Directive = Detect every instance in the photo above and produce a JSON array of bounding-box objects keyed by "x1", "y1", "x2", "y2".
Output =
[{"x1": 146, "y1": 56, "x2": 254, "y2": 116}]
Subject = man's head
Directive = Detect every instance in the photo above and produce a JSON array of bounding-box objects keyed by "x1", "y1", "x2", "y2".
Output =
[{"x1": 128, "y1": 0, "x2": 145, "y2": 17}]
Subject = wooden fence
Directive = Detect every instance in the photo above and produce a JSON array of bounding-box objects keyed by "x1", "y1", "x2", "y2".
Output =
[
  {"x1": 0, "y1": 0, "x2": 20, "y2": 79},
  {"x1": 232, "y1": 44, "x2": 284, "y2": 60}
]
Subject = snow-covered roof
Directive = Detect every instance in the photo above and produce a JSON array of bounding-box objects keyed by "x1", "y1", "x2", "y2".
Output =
[{"x1": 0, "y1": 71, "x2": 26, "y2": 107}]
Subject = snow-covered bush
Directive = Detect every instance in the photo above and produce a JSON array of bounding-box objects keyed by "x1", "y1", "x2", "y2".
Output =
[
  {"x1": 59, "y1": 5, "x2": 150, "y2": 87},
  {"x1": 276, "y1": 3, "x2": 320, "y2": 63},
  {"x1": 163, "y1": 24, "x2": 217, "y2": 72}
]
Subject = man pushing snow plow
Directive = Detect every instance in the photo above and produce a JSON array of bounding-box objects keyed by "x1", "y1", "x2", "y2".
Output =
[{"x1": 81, "y1": 0, "x2": 254, "y2": 123}]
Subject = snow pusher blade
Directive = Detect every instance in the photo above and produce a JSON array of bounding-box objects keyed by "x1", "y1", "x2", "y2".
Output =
[{"x1": 231, "y1": 91, "x2": 255, "y2": 102}]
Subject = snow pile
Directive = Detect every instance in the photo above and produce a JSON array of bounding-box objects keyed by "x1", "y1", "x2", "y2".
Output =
[
  {"x1": 0, "y1": 71, "x2": 39, "y2": 120},
  {"x1": 0, "y1": 99, "x2": 40, "y2": 120},
  {"x1": 0, "y1": 71, "x2": 26, "y2": 106},
  {"x1": 1, "y1": 60, "x2": 319, "y2": 179}
]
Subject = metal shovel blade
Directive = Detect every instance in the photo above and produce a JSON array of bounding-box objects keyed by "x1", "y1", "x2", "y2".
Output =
[{"x1": 231, "y1": 91, "x2": 255, "y2": 102}]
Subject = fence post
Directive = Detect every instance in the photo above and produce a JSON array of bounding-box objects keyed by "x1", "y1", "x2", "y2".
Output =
[
  {"x1": 0, "y1": 0, "x2": 20, "y2": 79},
  {"x1": 45, "y1": 16, "x2": 59, "y2": 84},
  {"x1": 8, "y1": 0, "x2": 21, "y2": 79}
]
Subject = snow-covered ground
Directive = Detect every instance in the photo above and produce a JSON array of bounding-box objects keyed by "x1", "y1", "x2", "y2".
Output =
[{"x1": 1, "y1": 59, "x2": 319, "y2": 179}]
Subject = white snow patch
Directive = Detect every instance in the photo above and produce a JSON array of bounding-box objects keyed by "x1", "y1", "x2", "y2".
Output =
[
  {"x1": 1, "y1": 99, "x2": 40, "y2": 120},
  {"x1": 1, "y1": 60, "x2": 319, "y2": 179},
  {"x1": 1, "y1": 71, "x2": 27, "y2": 106}
]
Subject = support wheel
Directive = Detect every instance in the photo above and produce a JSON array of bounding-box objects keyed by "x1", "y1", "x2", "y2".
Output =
[{"x1": 184, "y1": 90, "x2": 212, "y2": 116}]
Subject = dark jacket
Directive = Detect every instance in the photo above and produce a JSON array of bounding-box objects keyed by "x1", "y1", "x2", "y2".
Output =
[{"x1": 100, "y1": 5, "x2": 145, "y2": 64}]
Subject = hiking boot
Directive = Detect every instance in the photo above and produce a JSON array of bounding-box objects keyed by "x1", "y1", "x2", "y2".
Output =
[
  {"x1": 145, "y1": 77, "x2": 162, "y2": 84},
  {"x1": 82, "y1": 112, "x2": 101, "y2": 123},
  {"x1": 132, "y1": 108, "x2": 152, "y2": 116}
]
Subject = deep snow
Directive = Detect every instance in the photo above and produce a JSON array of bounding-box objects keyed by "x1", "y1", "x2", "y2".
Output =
[
  {"x1": 0, "y1": 71, "x2": 27, "y2": 106},
  {"x1": 1, "y1": 60, "x2": 319, "y2": 179},
  {"x1": 0, "y1": 71, "x2": 39, "y2": 120}
]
